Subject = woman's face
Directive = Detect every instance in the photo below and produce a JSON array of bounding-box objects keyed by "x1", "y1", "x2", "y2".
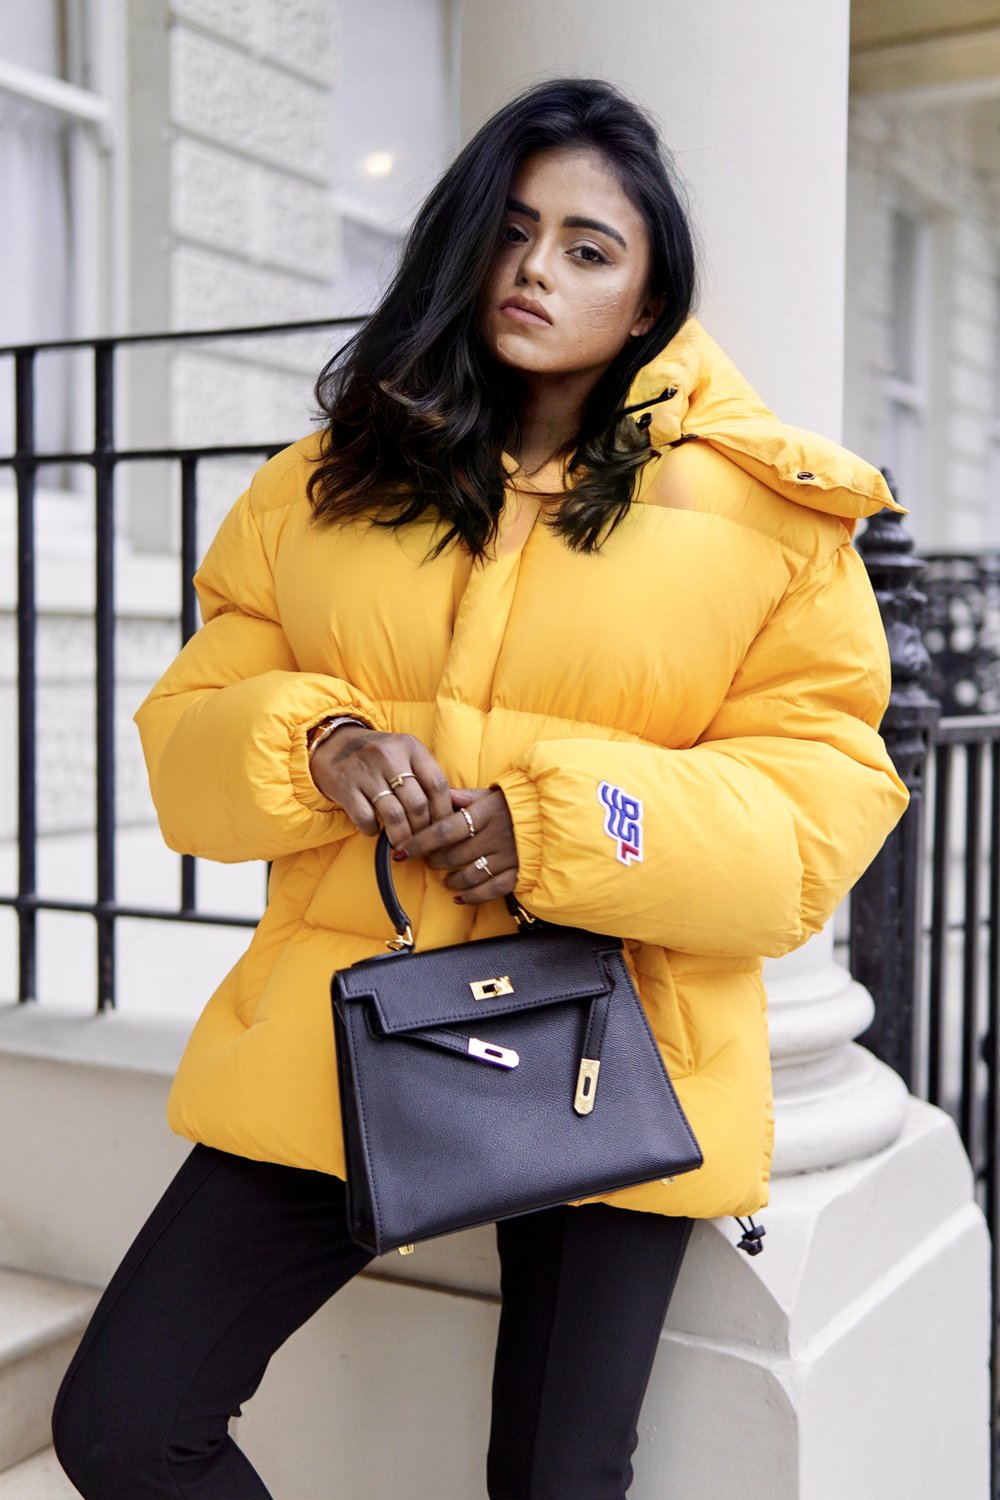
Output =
[{"x1": 480, "y1": 146, "x2": 659, "y2": 382}]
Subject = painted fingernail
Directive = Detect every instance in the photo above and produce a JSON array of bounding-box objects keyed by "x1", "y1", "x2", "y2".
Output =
[
  {"x1": 453, "y1": 895, "x2": 465, "y2": 905},
  {"x1": 391, "y1": 849, "x2": 409, "y2": 862}
]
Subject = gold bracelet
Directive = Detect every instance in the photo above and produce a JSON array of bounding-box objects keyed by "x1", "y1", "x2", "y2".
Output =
[{"x1": 307, "y1": 715, "x2": 370, "y2": 764}]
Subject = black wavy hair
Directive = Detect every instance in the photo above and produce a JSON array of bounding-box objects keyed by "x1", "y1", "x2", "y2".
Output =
[{"x1": 307, "y1": 77, "x2": 697, "y2": 557}]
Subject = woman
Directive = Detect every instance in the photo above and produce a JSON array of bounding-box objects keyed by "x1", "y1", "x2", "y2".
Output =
[{"x1": 52, "y1": 78, "x2": 908, "y2": 1498}]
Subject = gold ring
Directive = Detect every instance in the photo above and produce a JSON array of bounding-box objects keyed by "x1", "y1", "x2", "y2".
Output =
[
  {"x1": 371, "y1": 789, "x2": 395, "y2": 804},
  {"x1": 388, "y1": 773, "x2": 416, "y2": 791},
  {"x1": 474, "y1": 855, "x2": 493, "y2": 877},
  {"x1": 460, "y1": 808, "x2": 476, "y2": 838}
]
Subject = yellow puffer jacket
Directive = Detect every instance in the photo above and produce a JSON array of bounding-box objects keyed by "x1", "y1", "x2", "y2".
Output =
[{"x1": 135, "y1": 319, "x2": 909, "y2": 1223}]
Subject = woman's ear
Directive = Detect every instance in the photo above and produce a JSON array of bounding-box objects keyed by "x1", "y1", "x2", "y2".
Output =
[{"x1": 630, "y1": 293, "x2": 665, "y2": 339}]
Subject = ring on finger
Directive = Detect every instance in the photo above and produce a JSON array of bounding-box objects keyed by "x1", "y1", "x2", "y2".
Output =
[
  {"x1": 371, "y1": 788, "x2": 395, "y2": 805},
  {"x1": 473, "y1": 855, "x2": 493, "y2": 878},
  {"x1": 460, "y1": 807, "x2": 476, "y2": 839},
  {"x1": 388, "y1": 772, "x2": 416, "y2": 791}
]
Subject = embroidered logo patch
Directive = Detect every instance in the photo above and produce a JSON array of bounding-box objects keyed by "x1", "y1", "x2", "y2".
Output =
[{"x1": 598, "y1": 781, "x2": 644, "y2": 866}]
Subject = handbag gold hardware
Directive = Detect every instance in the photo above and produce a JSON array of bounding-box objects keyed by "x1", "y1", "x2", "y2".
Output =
[
  {"x1": 468, "y1": 1036, "x2": 519, "y2": 1069},
  {"x1": 470, "y1": 975, "x2": 513, "y2": 999},
  {"x1": 574, "y1": 1058, "x2": 600, "y2": 1116},
  {"x1": 397, "y1": 1244, "x2": 415, "y2": 1255},
  {"x1": 386, "y1": 924, "x2": 414, "y2": 953}
]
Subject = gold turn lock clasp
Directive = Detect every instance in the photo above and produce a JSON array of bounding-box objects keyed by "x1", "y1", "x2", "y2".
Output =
[
  {"x1": 470, "y1": 975, "x2": 513, "y2": 1000},
  {"x1": 574, "y1": 1058, "x2": 600, "y2": 1116}
]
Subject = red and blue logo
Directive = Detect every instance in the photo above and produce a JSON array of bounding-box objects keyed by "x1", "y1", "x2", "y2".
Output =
[{"x1": 598, "y1": 781, "x2": 644, "y2": 866}]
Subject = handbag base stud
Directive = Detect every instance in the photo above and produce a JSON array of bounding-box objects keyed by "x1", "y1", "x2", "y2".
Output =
[
  {"x1": 397, "y1": 1244, "x2": 415, "y2": 1256},
  {"x1": 574, "y1": 1058, "x2": 601, "y2": 1115}
]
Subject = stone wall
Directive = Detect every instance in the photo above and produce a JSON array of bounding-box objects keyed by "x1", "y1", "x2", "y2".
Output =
[{"x1": 845, "y1": 95, "x2": 1000, "y2": 549}]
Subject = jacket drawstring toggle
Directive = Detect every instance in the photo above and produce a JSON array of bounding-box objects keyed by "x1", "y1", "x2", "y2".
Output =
[{"x1": 734, "y1": 1215, "x2": 766, "y2": 1255}]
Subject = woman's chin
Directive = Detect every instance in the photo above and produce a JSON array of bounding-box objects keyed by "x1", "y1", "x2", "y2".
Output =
[{"x1": 487, "y1": 338, "x2": 580, "y2": 380}]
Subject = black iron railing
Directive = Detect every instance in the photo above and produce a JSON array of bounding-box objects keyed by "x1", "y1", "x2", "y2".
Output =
[
  {"x1": 923, "y1": 551, "x2": 1000, "y2": 716},
  {"x1": 0, "y1": 319, "x2": 360, "y2": 1009},
  {"x1": 854, "y1": 491, "x2": 1000, "y2": 1498}
]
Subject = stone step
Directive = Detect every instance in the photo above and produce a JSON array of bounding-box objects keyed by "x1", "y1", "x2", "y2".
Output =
[
  {"x1": 0, "y1": 1268, "x2": 98, "y2": 1474},
  {"x1": 0, "y1": 1445, "x2": 78, "y2": 1497}
]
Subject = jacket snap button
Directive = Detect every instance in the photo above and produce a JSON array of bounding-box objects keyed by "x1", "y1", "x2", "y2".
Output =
[{"x1": 796, "y1": 471, "x2": 815, "y2": 480}]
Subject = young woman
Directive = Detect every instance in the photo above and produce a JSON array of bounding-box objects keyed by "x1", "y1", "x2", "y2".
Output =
[{"x1": 52, "y1": 78, "x2": 909, "y2": 1498}]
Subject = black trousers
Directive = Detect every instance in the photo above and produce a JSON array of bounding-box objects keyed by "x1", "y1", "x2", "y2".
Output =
[{"x1": 51, "y1": 1144, "x2": 693, "y2": 1499}]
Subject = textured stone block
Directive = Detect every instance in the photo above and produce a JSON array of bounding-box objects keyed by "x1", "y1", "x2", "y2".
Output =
[
  {"x1": 170, "y1": 26, "x2": 333, "y2": 182},
  {"x1": 263, "y1": 172, "x2": 339, "y2": 274},
  {"x1": 950, "y1": 359, "x2": 994, "y2": 413},
  {"x1": 263, "y1": 0, "x2": 337, "y2": 85},
  {"x1": 169, "y1": 346, "x2": 316, "y2": 455},
  {"x1": 948, "y1": 410, "x2": 991, "y2": 461},
  {"x1": 171, "y1": 107, "x2": 338, "y2": 276},
  {"x1": 169, "y1": 0, "x2": 337, "y2": 84},
  {"x1": 171, "y1": 243, "x2": 331, "y2": 330},
  {"x1": 951, "y1": 311, "x2": 994, "y2": 369},
  {"x1": 170, "y1": 0, "x2": 255, "y2": 42},
  {"x1": 172, "y1": 134, "x2": 259, "y2": 254}
]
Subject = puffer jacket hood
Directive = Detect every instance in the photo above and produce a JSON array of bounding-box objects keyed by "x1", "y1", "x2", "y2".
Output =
[
  {"x1": 626, "y1": 319, "x2": 907, "y2": 534},
  {"x1": 135, "y1": 319, "x2": 909, "y2": 1233}
]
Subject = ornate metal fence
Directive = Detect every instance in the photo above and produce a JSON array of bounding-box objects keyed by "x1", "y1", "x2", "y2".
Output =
[
  {"x1": 923, "y1": 551, "x2": 1000, "y2": 716},
  {"x1": 0, "y1": 319, "x2": 358, "y2": 1009},
  {"x1": 853, "y1": 487, "x2": 1000, "y2": 1498}
]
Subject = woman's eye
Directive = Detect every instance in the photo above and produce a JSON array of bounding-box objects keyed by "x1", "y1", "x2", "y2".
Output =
[
  {"x1": 571, "y1": 244, "x2": 610, "y2": 265},
  {"x1": 503, "y1": 224, "x2": 527, "y2": 244}
]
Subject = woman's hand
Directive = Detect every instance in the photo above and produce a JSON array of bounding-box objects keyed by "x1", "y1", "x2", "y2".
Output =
[
  {"x1": 310, "y1": 725, "x2": 454, "y2": 842},
  {"x1": 396, "y1": 786, "x2": 520, "y2": 906}
]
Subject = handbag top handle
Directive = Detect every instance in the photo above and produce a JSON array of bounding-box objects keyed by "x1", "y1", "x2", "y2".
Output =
[{"x1": 374, "y1": 830, "x2": 535, "y2": 952}]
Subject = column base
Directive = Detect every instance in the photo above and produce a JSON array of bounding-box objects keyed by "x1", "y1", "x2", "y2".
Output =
[{"x1": 632, "y1": 1096, "x2": 990, "y2": 1498}]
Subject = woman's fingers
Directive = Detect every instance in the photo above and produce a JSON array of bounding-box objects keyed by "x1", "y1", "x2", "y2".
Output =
[
  {"x1": 453, "y1": 868, "x2": 519, "y2": 906},
  {"x1": 312, "y1": 730, "x2": 451, "y2": 841},
  {"x1": 402, "y1": 806, "x2": 489, "y2": 866},
  {"x1": 313, "y1": 735, "x2": 517, "y2": 906},
  {"x1": 406, "y1": 741, "x2": 455, "y2": 826},
  {"x1": 399, "y1": 788, "x2": 520, "y2": 905}
]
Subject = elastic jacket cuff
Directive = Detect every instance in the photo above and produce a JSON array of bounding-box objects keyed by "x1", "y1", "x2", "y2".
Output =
[
  {"x1": 494, "y1": 769, "x2": 544, "y2": 898},
  {"x1": 290, "y1": 701, "x2": 386, "y2": 813}
]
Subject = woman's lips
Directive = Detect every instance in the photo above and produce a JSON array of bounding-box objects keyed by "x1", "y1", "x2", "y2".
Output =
[{"x1": 499, "y1": 301, "x2": 551, "y2": 327}]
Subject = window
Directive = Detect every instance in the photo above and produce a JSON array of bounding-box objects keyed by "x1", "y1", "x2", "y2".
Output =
[
  {"x1": 0, "y1": 0, "x2": 113, "y2": 461},
  {"x1": 884, "y1": 207, "x2": 930, "y2": 516},
  {"x1": 333, "y1": 0, "x2": 455, "y2": 314},
  {"x1": 991, "y1": 275, "x2": 1000, "y2": 544}
]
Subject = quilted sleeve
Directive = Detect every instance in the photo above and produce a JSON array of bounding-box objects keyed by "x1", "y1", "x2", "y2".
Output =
[
  {"x1": 494, "y1": 542, "x2": 909, "y2": 957},
  {"x1": 134, "y1": 481, "x2": 388, "y2": 863}
]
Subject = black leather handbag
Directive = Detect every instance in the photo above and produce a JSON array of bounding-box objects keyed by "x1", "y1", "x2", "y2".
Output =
[{"x1": 330, "y1": 830, "x2": 704, "y2": 1255}]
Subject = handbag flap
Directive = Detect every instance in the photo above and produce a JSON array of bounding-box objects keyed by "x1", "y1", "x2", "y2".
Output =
[{"x1": 332, "y1": 926, "x2": 621, "y2": 1035}]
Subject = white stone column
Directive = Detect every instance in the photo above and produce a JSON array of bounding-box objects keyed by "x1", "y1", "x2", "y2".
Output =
[
  {"x1": 452, "y1": 4, "x2": 992, "y2": 1496},
  {"x1": 766, "y1": 927, "x2": 908, "y2": 1175},
  {"x1": 459, "y1": 0, "x2": 851, "y2": 432}
]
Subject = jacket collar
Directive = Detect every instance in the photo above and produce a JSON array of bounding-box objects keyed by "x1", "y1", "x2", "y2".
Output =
[{"x1": 627, "y1": 318, "x2": 906, "y2": 534}]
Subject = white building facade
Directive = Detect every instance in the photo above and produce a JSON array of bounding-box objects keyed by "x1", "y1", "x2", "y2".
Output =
[{"x1": 0, "y1": 2, "x2": 995, "y2": 1496}]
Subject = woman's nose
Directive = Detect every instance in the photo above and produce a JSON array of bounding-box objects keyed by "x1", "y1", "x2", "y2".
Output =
[{"x1": 516, "y1": 242, "x2": 553, "y2": 291}]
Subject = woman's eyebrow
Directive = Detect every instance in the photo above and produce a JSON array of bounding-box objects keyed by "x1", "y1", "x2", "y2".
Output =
[
  {"x1": 563, "y1": 215, "x2": 627, "y2": 250},
  {"x1": 505, "y1": 198, "x2": 627, "y2": 251}
]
